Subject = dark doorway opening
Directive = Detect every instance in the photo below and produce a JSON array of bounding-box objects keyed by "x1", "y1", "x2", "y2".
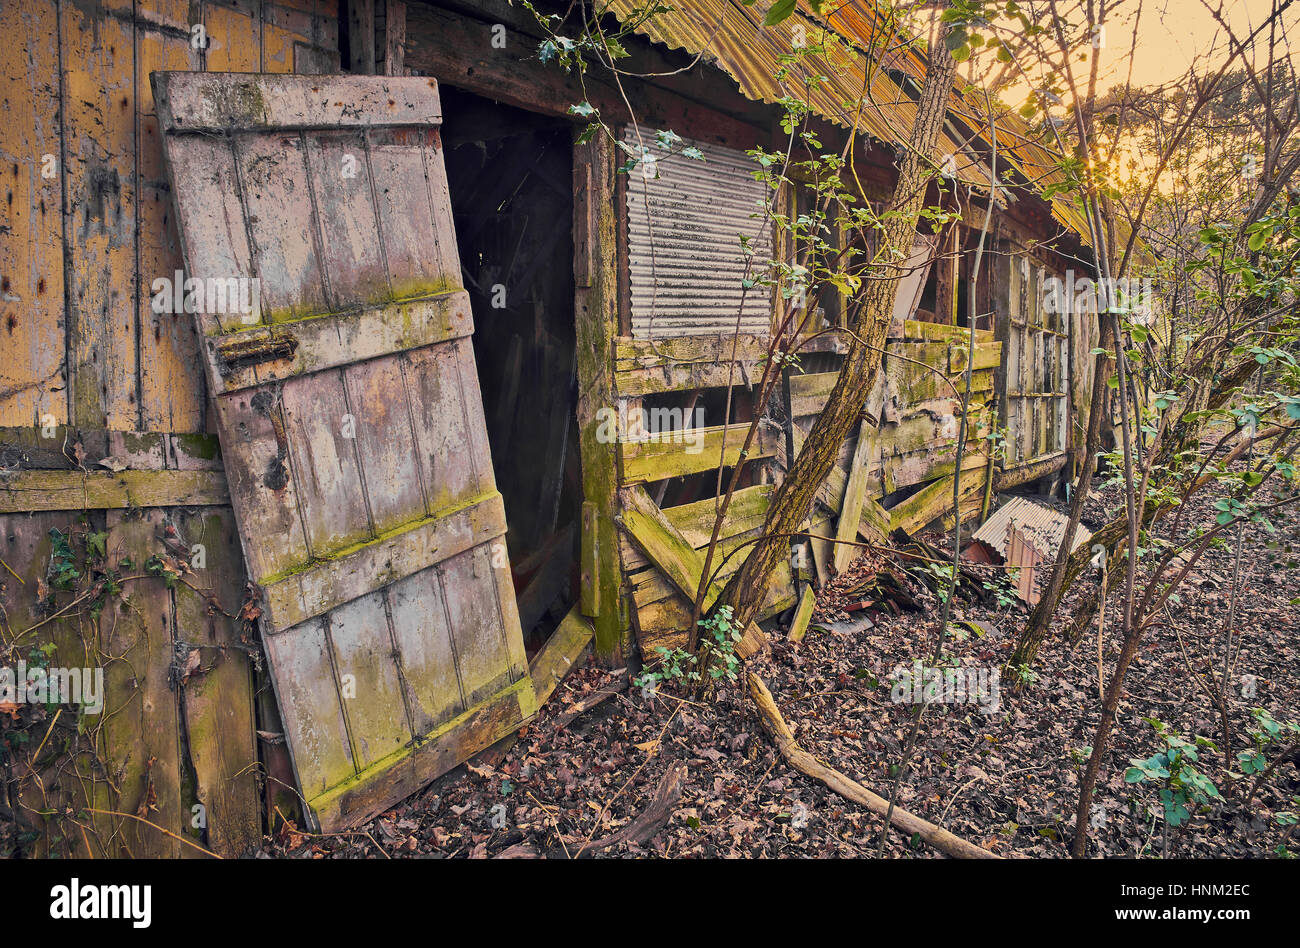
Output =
[{"x1": 440, "y1": 86, "x2": 580, "y2": 656}]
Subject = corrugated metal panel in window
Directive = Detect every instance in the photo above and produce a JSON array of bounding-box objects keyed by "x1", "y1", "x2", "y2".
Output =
[{"x1": 623, "y1": 125, "x2": 773, "y2": 339}]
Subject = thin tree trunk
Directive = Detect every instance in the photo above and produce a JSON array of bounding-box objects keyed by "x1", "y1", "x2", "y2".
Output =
[{"x1": 718, "y1": 27, "x2": 959, "y2": 627}]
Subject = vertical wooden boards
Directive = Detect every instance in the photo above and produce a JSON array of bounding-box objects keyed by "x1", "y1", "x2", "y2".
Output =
[
  {"x1": 0, "y1": 0, "x2": 342, "y2": 433},
  {"x1": 1, "y1": 512, "x2": 96, "y2": 856},
  {"x1": 381, "y1": 0, "x2": 407, "y2": 76},
  {"x1": 61, "y1": 2, "x2": 139, "y2": 429},
  {"x1": 573, "y1": 134, "x2": 628, "y2": 663},
  {"x1": 833, "y1": 421, "x2": 873, "y2": 574},
  {"x1": 0, "y1": 0, "x2": 66, "y2": 428},
  {"x1": 172, "y1": 505, "x2": 261, "y2": 857},
  {"x1": 136, "y1": 18, "x2": 205, "y2": 432},
  {"x1": 262, "y1": 619, "x2": 355, "y2": 801},
  {"x1": 996, "y1": 248, "x2": 1069, "y2": 474},
  {"x1": 99, "y1": 509, "x2": 182, "y2": 857},
  {"x1": 156, "y1": 73, "x2": 533, "y2": 831},
  {"x1": 385, "y1": 568, "x2": 463, "y2": 734}
]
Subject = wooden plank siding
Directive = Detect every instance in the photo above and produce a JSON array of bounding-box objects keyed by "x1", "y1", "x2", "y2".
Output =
[
  {"x1": 1, "y1": 0, "x2": 340, "y2": 434},
  {"x1": 609, "y1": 319, "x2": 1003, "y2": 659},
  {"x1": 0, "y1": 0, "x2": 341, "y2": 856}
]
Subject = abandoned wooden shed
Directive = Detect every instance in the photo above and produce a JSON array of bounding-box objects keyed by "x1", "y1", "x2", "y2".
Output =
[{"x1": 0, "y1": 0, "x2": 1102, "y2": 855}]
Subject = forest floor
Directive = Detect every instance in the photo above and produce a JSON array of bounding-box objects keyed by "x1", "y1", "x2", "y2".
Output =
[{"x1": 265, "y1": 470, "x2": 1300, "y2": 859}]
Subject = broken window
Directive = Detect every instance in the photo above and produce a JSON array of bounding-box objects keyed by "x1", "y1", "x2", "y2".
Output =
[{"x1": 1003, "y1": 249, "x2": 1069, "y2": 464}]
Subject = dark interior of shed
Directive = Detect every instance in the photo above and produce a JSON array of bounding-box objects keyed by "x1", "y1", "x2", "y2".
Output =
[{"x1": 440, "y1": 86, "x2": 580, "y2": 654}]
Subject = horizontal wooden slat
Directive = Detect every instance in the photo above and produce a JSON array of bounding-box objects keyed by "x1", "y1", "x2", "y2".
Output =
[
  {"x1": 260, "y1": 491, "x2": 507, "y2": 630},
  {"x1": 209, "y1": 291, "x2": 473, "y2": 392},
  {"x1": 901, "y1": 319, "x2": 996, "y2": 344},
  {"x1": 620, "y1": 422, "x2": 779, "y2": 484},
  {"x1": 883, "y1": 446, "x2": 987, "y2": 496},
  {"x1": 788, "y1": 370, "x2": 839, "y2": 417},
  {"x1": 949, "y1": 341, "x2": 1003, "y2": 374},
  {"x1": 621, "y1": 418, "x2": 780, "y2": 481},
  {"x1": 154, "y1": 72, "x2": 443, "y2": 132},
  {"x1": 613, "y1": 332, "x2": 848, "y2": 396},
  {"x1": 0, "y1": 469, "x2": 228, "y2": 512}
]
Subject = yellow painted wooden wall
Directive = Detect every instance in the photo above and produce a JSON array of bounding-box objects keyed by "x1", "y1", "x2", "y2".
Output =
[
  {"x1": 0, "y1": 0, "x2": 340, "y2": 859},
  {"x1": 1, "y1": 0, "x2": 339, "y2": 434}
]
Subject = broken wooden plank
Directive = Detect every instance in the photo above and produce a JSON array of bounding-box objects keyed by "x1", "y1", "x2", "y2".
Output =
[
  {"x1": 888, "y1": 471, "x2": 985, "y2": 536},
  {"x1": 617, "y1": 486, "x2": 769, "y2": 658},
  {"x1": 618, "y1": 484, "x2": 772, "y2": 572},
  {"x1": 995, "y1": 450, "x2": 1068, "y2": 490},
  {"x1": 529, "y1": 606, "x2": 595, "y2": 708},
  {"x1": 788, "y1": 586, "x2": 816, "y2": 643},
  {"x1": 618, "y1": 485, "x2": 721, "y2": 611},
  {"x1": 834, "y1": 421, "x2": 874, "y2": 573}
]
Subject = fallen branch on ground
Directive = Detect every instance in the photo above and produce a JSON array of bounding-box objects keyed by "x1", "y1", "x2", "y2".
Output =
[{"x1": 747, "y1": 671, "x2": 999, "y2": 859}]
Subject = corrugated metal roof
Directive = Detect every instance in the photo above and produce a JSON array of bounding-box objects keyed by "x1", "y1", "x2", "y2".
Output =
[
  {"x1": 972, "y1": 496, "x2": 1091, "y2": 558},
  {"x1": 605, "y1": 0, "x2": 1094, "y2": 245},
  {"x1": 624, "y1": 124, "x2": 774, "y2": 338},
  {"x1": 604, "y1": 0, "x2": 996, "y2": 190}
]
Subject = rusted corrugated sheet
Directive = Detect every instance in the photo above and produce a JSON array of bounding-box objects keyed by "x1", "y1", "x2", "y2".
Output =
[
  {"x1": 973, "y1": 496, "x2": 1090, "y2": 558},
  {"x1": 624, "y1": 125, "x2": 773, "y2": 337},
  {"x1": 605, "y1": 0, "x2": 995, "y2": 189},
  {"x1": 606, "y1": 0, "x2": 1093, "y2": 243}
]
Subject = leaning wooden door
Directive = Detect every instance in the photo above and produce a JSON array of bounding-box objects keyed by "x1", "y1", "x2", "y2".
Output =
[{"x1": 154, "y1": 73, "x2": 533, "y2": 831}]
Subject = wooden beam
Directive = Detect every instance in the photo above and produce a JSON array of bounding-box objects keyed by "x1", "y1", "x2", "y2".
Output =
[
  {"x1": 618, "y1": 486, "x2": 716, "y2": 611},
  {"x1": 833, "y1": 421, "x2": 874, "y2": 573},
  {"x1": 995, "y1": 450, "x2": 1068, "y2": 490},
  {"x1": 889, "y1": 468, "x2": 988, "y2": 536},
  {"x1": 529, "y1": 606, "x2": 595, "y2": 708},
  {"x1": 0, "y1": 469, "x2": 228, "y2": 512},
  {"x1": 382, "y1": 0, "x2": 406, "y2": 76},
  {"x1": 573, "y1": 135, "x2": 629, "y2": 664},
  {"x1": 617, "y1": 486, "x2": 767, "y2": 658},
  {"x1": 787, "y1": 586, "x2": 816, "y2": 643}
]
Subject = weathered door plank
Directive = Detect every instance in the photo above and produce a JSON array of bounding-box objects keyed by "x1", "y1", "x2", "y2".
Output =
[{"x1": 157, "y1": 73, "x2": 533, "y2": 831}]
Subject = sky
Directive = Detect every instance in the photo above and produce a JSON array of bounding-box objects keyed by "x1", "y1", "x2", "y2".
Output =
[{"x1": 1089, "y1": 0, "x2": 1293, "y2": 92}]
